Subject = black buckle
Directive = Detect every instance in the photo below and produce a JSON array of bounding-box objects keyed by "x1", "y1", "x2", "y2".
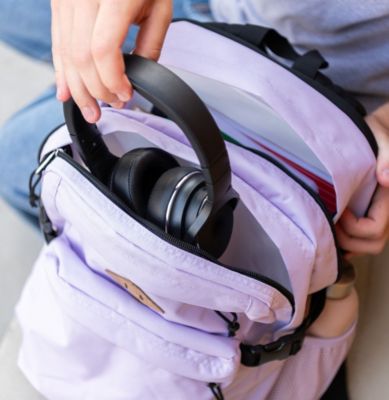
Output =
[
  {"x1": 240, "y1": 289, "x2": 327, "y2": 367},
  {"x1": 240, "y1": 330, "x2": 304, "y2": 367},
  {"x1": 240, "y1": 289, "x2": 326, "y2": 367}
]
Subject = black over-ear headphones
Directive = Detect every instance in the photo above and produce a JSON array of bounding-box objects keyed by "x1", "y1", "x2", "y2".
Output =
[{"x1": 63, "y1": 54, "x2": 238, "y2": 258}]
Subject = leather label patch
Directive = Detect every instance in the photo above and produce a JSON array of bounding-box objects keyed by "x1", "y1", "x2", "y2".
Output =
[{"x1": 106, "y1": 269, "x2": 164, "y2": 314}]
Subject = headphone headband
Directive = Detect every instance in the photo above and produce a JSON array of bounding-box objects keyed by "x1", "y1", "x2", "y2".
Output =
[{"x1": 63, "y1": 54, "x2": 232, "y2": 207}]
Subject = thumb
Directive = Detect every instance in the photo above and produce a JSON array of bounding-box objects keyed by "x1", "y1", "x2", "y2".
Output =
[{"x1": 366, "y1": 109, "x2": 389, "y2": 187}]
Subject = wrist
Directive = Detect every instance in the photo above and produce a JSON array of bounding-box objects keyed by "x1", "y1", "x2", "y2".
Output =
[
  {"x1": 307, "y1": 262, "x2": 358, "y2": 338},
  {"x1": 326, "y1": 261, "x2": 356, "y2": 300}
]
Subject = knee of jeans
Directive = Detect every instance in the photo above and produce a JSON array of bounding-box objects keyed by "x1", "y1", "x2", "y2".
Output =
[
  {"x1": 0, "y1": 115, "x2": 54, "y2": 201},
  {"x1": 0, "y1": 118, "x2": 28, "y2": 199},
  {"x1": 0, "y1": 89, "x2": 63, "y2": 222}
]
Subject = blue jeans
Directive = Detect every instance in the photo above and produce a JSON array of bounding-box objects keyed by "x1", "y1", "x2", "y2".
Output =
[{"x1": 0, "y1": 0, "x2": 212, "y2": 221}]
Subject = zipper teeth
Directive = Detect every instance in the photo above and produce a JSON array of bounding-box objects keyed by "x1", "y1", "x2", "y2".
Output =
[{"x1": 50, "y1": 151, "x2": 295, "y2": 306}]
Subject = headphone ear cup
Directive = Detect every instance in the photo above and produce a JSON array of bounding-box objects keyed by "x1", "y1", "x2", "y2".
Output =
[
  {"x1": 148, "y1": 165, "x2": 234, "y2": 258},
  {"x1": 147, "y1": 166, "x2": 203, "y2": 234},
  {"x1": 110, "y1": 148, "x2": 179, "y2": 216}
]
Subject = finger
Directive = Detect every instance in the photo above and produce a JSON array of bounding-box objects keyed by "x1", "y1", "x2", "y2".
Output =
[
  {"x1": 339, "y1": 197, "x2": 389, "y2": 240},
  {"x1": 336, "y1": 224, "x2": 387, "y2": 255},
  {"x1": 71, "y1": 1, "x2": 120, "y2": 105},
  {"x1": 59, "y1": 0, "x2": 100, "y2": 122},
  {"x1": 366, "y1": 111, "x2": 389, "y2": 187},
  {"x1": 367, "y1": 184, "x2": 389, "y2": 218},
  {"x1": 66, "y1": 66, "x2": 101, "y2": 123},
  {"x1": 134, "y1": 0, "x2": 172, "y2": 61},
  {"x1": 91, "y1": 0, "x2": 138, "y2": 102},
  {"x1": 51, "y1": 0, "x2": 70, "y2": 101}
]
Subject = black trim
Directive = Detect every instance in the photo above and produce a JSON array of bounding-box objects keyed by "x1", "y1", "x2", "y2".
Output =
[{"x1": 173, "y1": 19, "x2": 378, "y2": 157}]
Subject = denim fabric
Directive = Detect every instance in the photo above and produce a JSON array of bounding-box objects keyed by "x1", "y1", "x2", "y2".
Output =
[
  {"x1": 0, "y1": 86, "x2": 63, "y2": 219},
  {"x1": 0, "y1": 0, "x2": 207, "y2": 220}
]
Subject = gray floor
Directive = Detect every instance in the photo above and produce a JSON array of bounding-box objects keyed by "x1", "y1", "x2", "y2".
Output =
[{"x1": 0, "y1": 43, "x2": 53, "y2": 338}]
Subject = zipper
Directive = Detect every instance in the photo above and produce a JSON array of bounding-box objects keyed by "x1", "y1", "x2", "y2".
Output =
[
  {"x1": 29, "y1": 148, "x2": 64, "y2": 207},
  {"x1": 174, "y1": 19, "x2": 377, "y2": 157},
  {"x1": 33, "y1": 148, "x2": 295, "y2": 308}
]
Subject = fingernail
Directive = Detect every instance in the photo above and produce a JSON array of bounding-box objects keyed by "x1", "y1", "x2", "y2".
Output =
[
  {"x1": 117, "y1": 91, "x2": 131, "y2": 102},
  {"x1": 82, "y1": 106, "x2": 96, "y2": 122}
]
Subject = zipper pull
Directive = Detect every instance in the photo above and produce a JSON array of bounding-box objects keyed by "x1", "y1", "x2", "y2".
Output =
[
  {"x1": 29, "y1": 149, "x2": 63, "y2": 207},
  {"x1": 215, "y1": 311, "x2": 240, "y2": 337},
  {"x1": 208, "y1": 383, "x2": 224, "y2": 400}
]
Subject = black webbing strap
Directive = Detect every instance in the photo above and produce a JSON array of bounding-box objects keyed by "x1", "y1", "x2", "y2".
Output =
[
  {"x1": 204, "y1": 23, "x2": 298, "y2": 59},
  {"x1": 201, "y1": 21, "x2": 367, "y2": 117},
  {"x1": 203, "y1": 22, "x2": 328, "y2": 79},
  {"x1": 293, "y1": 49, "x2": 329, "y2": 79},
  {"x1": 240, "y1": 289, "x2": 326, "y2": 367}
]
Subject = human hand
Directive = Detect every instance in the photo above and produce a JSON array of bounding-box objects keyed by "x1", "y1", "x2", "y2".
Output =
[
  {"x1": 336, "y1": 102, "x2": 389, "y2": 257},
  {"x1": 51, "y1": 0, "x2": 172, "y2": 123}
]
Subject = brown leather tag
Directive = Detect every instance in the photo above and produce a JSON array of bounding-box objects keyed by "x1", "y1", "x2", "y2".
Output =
[{"x1": 106, "y1": 269, "x2": 164, "y2": 314}]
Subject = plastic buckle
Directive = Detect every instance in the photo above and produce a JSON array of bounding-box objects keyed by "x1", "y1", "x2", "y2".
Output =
[{"x1": 240, "y1": 333, "x2": 304, "y2": 367}]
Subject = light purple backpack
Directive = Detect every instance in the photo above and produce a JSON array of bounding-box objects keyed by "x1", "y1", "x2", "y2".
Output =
[{"x1": 18, "y1": 21, "x2": 377, "y2": 399}]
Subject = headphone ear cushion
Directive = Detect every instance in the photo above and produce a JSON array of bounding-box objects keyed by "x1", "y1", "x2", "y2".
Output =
[{"x1": 110, "y1": 148, "x2": 179, "y2": 216}]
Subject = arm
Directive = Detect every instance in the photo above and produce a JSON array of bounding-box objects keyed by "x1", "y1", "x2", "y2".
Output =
[{"x1": 51, "y1": 0, "x2": 173, "y2": 123}]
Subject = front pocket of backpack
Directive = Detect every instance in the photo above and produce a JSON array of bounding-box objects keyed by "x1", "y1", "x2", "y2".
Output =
[
  {"x1": 39, "y1": 154, "x2": 296, "y2": 331},
  {"x1": 17, "y1": 234, "x2": 243, "y2": 386}
]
